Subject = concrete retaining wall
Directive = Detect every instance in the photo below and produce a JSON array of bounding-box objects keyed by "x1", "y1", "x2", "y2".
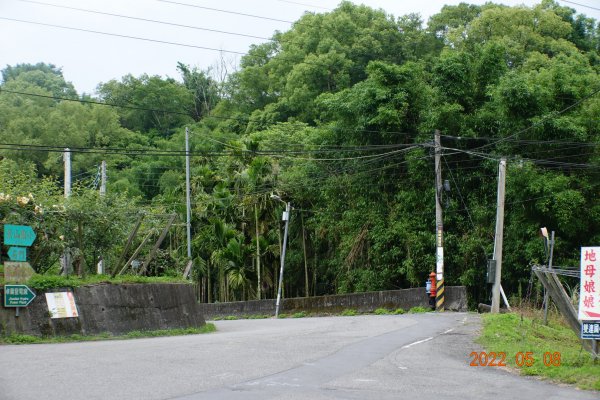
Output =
[
  {"x1": 0, "y1": 283, "x2": 206, "y2": 336},
  {"x1": 198, "y1": 286, "x2": 467, "y2": 318}
]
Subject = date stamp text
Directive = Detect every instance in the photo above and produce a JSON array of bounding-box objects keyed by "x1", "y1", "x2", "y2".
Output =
[{"x1": 469, "y1": 351, "x2": 561, "y2": 367}]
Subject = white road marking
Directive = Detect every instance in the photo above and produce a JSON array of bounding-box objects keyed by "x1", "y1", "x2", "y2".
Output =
[{"x1": 401, "y1": 337, "x2": 433, "y2": 349}]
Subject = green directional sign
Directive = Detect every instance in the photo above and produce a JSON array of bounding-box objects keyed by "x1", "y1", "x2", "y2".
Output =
[
  {"x1": 7, "y1": 246, "x2": 27, "y2": 262},
  {"x1": 3, "y1": 285, "x2": 36, "y2": 307},
  {"x1": 4, "y1": 225, "x2": 36, "y2": 247}
]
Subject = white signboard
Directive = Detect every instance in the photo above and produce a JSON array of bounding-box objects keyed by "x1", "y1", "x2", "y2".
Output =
[
  {"x1": 579, "y1": 247, "x2": 600, "y2": 320},
  {"x1": 45, "y1": 292, "x2": 79, "y2": 319}
]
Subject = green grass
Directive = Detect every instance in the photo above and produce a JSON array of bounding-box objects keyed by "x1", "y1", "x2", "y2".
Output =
[
  {"x1": 374, "y1": 308, "x2": 390, "y2": 315},
  {"x1": 209, "y1": 307, "x2": 412, "y2": 320},
  {"x1": 292, "y1": 311, "x2": 307, "y2": 318},
  {"x1": 22, "y1": 274, "x2": 189, "y2": 291},
  {"x1": 0, "y1": 323, "x2": 216, "y2": 345},
  {"x1": 479, "y1": 313, "x2": 600, "y2": 391},
  {"x1": 247, "y1": 314, "x2": 270, "y2": 319},
  {"x1": 408, "y1": 306, "x2": 429, "y2": 314}
]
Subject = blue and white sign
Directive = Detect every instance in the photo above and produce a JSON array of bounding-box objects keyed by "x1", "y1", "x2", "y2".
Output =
[{"x1": 581, "y1": 321, "x2": 600, "y2": 339}]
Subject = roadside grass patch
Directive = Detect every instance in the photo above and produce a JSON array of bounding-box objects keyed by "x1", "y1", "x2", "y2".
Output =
[
  {"x1": 479, "y1": 313, "x2": 600, "y2": 391},
  {"x1": 393, "y1": 308, "x2": 406, "y2": 315},
  {"x1": 408, "y1": 306, "x2": 429, "y2": 314},
  {"x1": 374, "y1": 308, "x2": 390, "y2": 315},
  {"x1": 292, "y1": 311, "x2": 307, "y2": 318},
  {"x1": 23, "y1": 274, "x2": 188, "y2": 291},
  {"x1": 341, "y1": 309, "x2": 358, "y2": 316},
  {"x1": 0, "y1": 324, "x2": 216, "y2": 345},
  {"x1": 247, "y1": 314, "x2": 270, "y2": 319}
]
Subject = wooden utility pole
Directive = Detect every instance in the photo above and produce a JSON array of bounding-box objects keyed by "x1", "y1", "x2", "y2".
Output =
[
  {"x1": 434, "y1": 130, "x2": 444, "y2": 312},
  {"x1": 138, "y1": 214, "x2": 177, "y2": 276},
  {"x1": 543, "y1": 230, "x2": 555, "y2": 325},
  {"x1": 491, "y1": 158, "x2": 507, "y2": 313},
  {"x1": 112, "y1": 214, "x2": 145, "y2": 277}
]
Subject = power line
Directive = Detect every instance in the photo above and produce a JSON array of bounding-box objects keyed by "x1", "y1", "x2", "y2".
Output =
[
  {"x1": 0, "y1": 88, "x2": 420, "y2": 141},
  {"x1": 157, "y1": 0, "x2": 294, "y2": 24},
  {"x1": 559, "y1": 0, "x2": 600, "y2": 12},
  {"x1": 275, "y1": 0, "x2": 331, "y2": 11},
  {"x1": 0, "y1": 16, "x2": 248, "y2": 55},
  {"x1": 472, "y1": 85, "x2": 600, "y2": 152},
  {"x1": 15, "y1": 0, "x2": 272, "y2": 40},
  {"x1": 2, "y1": 7, "x2": 352, "y2": 78},
  {"x1": 441, "y1": 134, "x2": 600, "y2": 147}
]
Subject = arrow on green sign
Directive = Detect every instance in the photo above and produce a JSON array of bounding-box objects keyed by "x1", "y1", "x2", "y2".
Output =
[
  {"x1": 4, "y1": 284, "x2": 36, "y2": 307},
  {"x1": 4, "y1": 224, "x2": 36, "y2": 247},
  {"x1": 7, "y1": 246, "x2": 27, "y2": 262}
]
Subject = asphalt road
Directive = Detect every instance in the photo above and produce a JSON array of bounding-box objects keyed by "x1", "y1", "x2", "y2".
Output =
[{"x1": 0, "y1": 313, "x2": 597, "y2": 400}]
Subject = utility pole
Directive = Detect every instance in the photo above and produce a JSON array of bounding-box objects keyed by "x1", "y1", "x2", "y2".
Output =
[
  {"x1": 61, "y1": 148, "x2": 72, "y2": 276},
  {"x1": 543, "y1": 230, "x2": 555, "y2": 324},
  {"x1": 64, "y1": 148, "x2": 71, "y2": 198},
  {"x1": 100, "y1": 160, "x2": 107, "y2": 196},
  {"x1": 274, "y1": 199, "x2": 291, "y2": 318},
  {"x1": 185, "y1": 127, "x2": 192, "y2": 262},
  {"x1": 434, "y1": 130, "x2": 445, "y2": 312},
  {"x1": 491, "y1": 158, "x2": 507, "y2": 313}
]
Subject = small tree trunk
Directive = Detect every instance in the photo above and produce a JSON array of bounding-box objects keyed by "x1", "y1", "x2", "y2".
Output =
[
  {"x1": 301, "y1": 212, "x2": 309, "y2": 297},
  {"x1": 255, "y1": 203, "x2": 261, "y2": 300},
  {"x1": 77, "y1": 220, "x2": 85, "y2": 277},
  {"x1": 207, "y1": 261, "x2": 212, "y2": 303}
]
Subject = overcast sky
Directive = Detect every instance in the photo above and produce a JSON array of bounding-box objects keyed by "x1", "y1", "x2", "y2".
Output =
[{"x1": 1, "y1": 0, "x2": 598, "y2": 94}]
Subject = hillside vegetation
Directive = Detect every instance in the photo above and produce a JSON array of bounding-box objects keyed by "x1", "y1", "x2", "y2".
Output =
[{"x1": 0, "y1": 1, "x2": 598, "y2": 306}]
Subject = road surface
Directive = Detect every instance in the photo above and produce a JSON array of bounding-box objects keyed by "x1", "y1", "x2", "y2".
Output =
[{"x1": 0, "y1": 313, "x2": 597, "y2": 399}]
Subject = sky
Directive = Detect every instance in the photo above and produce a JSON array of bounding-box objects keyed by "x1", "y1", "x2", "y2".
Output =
[{"x1": 1, "y1": 0, "x2": 599, "y2": 94}]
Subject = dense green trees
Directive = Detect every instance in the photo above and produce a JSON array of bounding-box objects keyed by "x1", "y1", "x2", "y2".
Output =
[{"x1": 1, "y1": 1, "x2": 599, "y2": 306}]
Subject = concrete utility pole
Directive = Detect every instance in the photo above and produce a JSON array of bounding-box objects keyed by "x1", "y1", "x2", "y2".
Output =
[
  {"x1": 64, "y1": 148, "x2": 71, "y2": 198},
  {"x1": 273, "y1": 196, "x2": 291, "y2": 318},
  {"x1": 491, "y1": 158, "x2": 507, "y2": 313},
  {"x1": 434, "y1": 130, "x2": 445, "y2": 312},
  {"x1": 98, "y1": 160, "x2": 107, "y2": 274},
  {"x1": 100, "y1": 160, "x2": 107, "y2": 196},
  {"x1": 185, "y1": 127, "x2": 192, "y2": 261}
]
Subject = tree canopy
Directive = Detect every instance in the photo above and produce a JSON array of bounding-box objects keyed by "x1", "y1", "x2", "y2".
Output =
[{"x1": 1, "y1": 1, "x2": 599, "y2": 306}]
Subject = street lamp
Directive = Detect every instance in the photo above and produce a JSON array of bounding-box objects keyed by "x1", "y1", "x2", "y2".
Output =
[{"x1": 271, "y1": 194, "x2": 291, "y2": 318}]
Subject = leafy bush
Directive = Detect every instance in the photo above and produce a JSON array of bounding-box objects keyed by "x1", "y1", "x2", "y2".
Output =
[
  {"x1": 292, "y1": 311, "x2": 307, "y2": 318},
  {"x1": 247, "y1": 314, "x2": 270, "y2": 319},
  {"x1": 2, "y1": 334, "x2": 39, "y2": 344},
  {"x1": 393, "y1": 308, "x2": 406, "y2": 315},
  {"x1": 25, "y1": 274, "x2": 188, "y2": 291},
  {"x1": 27, "y1": 274, "x2": 82, "y2": 290},
  {"x1": 374, "y1": 308, "x2": 390, "y2": 315},
  {"x1": 408, "y1": 306, "x2": 429, "y2": 314}
]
